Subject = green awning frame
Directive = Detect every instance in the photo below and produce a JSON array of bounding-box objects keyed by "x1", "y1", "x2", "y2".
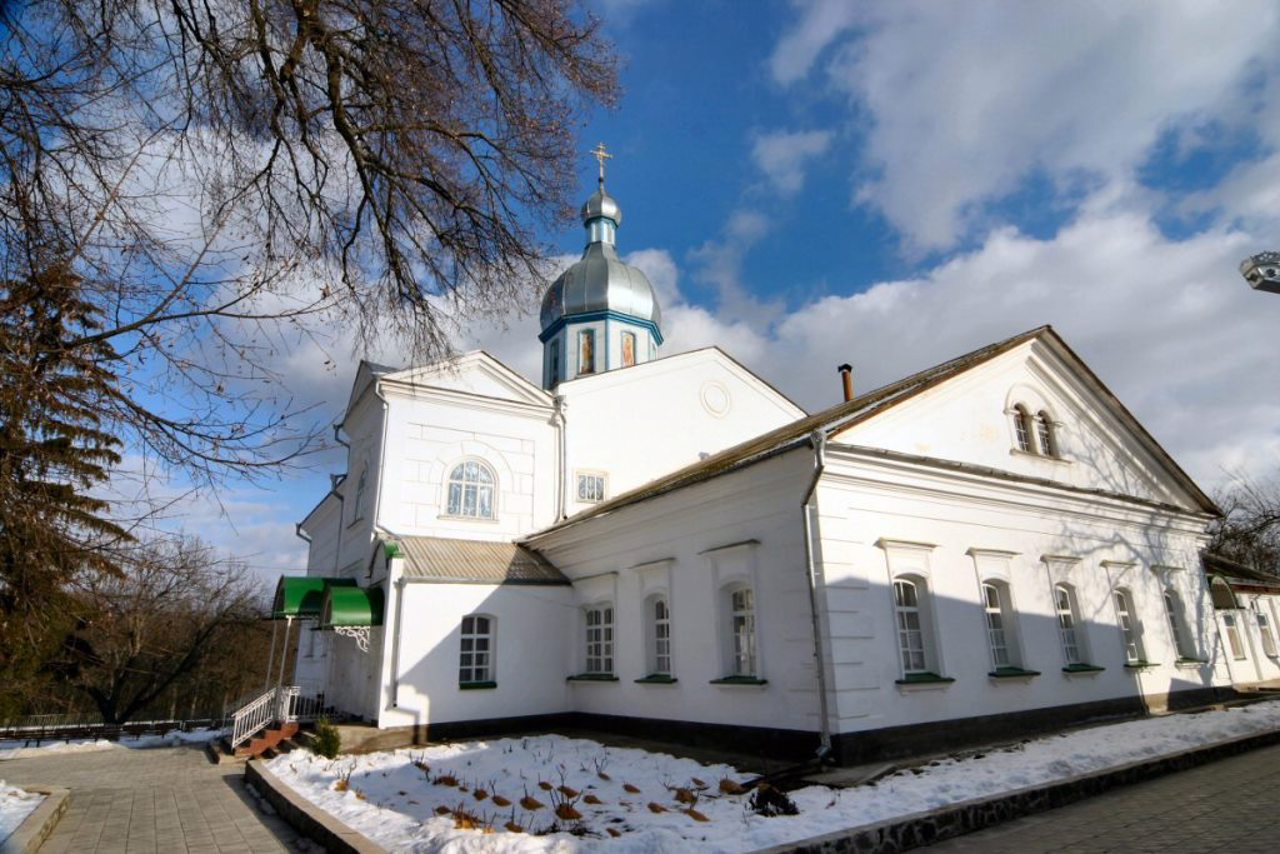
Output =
[
  {"x1": 272, "y1": 576, "x2": 358, "y2": 619},
  {"x1": 318, "y1": 585, "x2": 385, "y2": 629}
]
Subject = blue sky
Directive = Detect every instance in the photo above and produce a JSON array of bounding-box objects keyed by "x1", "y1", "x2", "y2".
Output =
[{"x1": 160, "y1": 0, "x2": 1280, "y2": 579}]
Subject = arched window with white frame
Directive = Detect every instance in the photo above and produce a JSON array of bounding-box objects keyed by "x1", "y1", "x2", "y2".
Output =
[
  {"x1": 1036, "y1": 411, "x2": 1058, "y2": 457},
  {"x1": 646, "y1": 595, "x2": 672, "y2": 678},
  {"x1": 1255, "y1": 604, "x2": 1278, "y2": 658},
  {"x1": 982, "y1": 581, "x2": 1023, "y2": 671},
  {"x1": 1055, "y1": 583, "x2": 1087, "y2": 665},
  {"x1": 894, "y1": 576, "x2": 940, "y2": 676},
  {"x1": 1012, "y1": 404, "x2": 1034, "y2": 453},
  {"x1": 728, "y1": 586, "x2": 757, "y2": 678},
  {"x1": 446, "y1": 460, "x2": 496, "y2": 519},
  {"x1": 1163, "y1": 589, "x2": 1196, "y2": 660},
  {"x1": 1113, "y1": 588, "x2": 1145, "y2": 664}
]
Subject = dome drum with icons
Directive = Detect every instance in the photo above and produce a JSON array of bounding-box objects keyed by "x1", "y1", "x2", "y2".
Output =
[{"x1": 540, "y1": 144, "x2": 664, "y2": 389}]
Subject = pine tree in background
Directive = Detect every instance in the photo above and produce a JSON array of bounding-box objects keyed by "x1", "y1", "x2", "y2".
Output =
[{"x1": 0, "y1": 261, "x2": 130, "y2": 711}]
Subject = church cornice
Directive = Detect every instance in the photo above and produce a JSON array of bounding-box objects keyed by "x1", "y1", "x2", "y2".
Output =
[{"x1": 537, "y1": 309, "x2": 665, "y2": 345}]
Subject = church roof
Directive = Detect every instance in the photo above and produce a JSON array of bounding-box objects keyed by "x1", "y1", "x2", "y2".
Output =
[
  {"x1": 524, "y1": 325, "x2": 1217, "y2": 542},
  {"x1": 397, "y1": 536, "x2": 569, "y2": 585}
]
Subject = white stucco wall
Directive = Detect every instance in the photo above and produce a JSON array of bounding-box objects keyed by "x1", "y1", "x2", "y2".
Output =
[
  {"x1": 529, "y1": 452, "x2": 823, "y2": 734},
  {"x1": 378, "y1": 582, "x2": 574, "y2": 728},
  {"x1": 812, "y1": 447, "x2": 1225, "y2": 737},
  {"x1": 557, "y1": 348, "x2": 804, "y2": 514}
]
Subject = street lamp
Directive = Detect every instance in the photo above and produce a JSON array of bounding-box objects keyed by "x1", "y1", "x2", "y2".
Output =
[{"x1": 1240, "y1": 251, "x2": 1280, "y2": 294}]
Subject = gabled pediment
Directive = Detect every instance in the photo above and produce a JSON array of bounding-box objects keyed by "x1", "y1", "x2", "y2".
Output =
[
  {"x1": 832, "y1": 328, "x2": 1215, "y2": 514},
  {"x1": 345, "y1": 351, "x2": 551, "y2": 418}
]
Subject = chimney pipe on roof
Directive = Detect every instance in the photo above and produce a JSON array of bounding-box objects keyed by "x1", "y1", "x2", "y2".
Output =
[{"x1": 838, "y1": 363, "x2": 853, "y2": 402}]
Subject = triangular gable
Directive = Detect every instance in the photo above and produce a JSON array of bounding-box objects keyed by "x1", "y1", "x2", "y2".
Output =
[
  {"x1": 344, "y1": 360, "x2": 399, "y2": 421},
  {"x1": 832, "y1": 327, "x2": 1216, "y2": 515},
  {"x1": 382, "y1": 351, "x2": 551, "y2": 408}
]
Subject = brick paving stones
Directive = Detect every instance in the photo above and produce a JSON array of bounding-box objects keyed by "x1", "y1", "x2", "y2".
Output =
[
  {"x1": 0, "y1": 744, "x2": 307, "y2": 853},
  {"x1": 925, "y1": 741, "x2": 1280, "y2": 853}
]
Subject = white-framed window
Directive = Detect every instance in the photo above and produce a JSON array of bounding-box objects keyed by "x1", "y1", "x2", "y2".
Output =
[
  {"x1": 1012, "y1": 404, "x2": 1034, "y2": 453},
  {"x1": 578, "y1": 329, "x2": 596, "y2": 375},
  {"x1": 459, "y1": 614, "x2": 494, "y2": 684},
  {"x1": 648, "y1": 595, "x2": 672, "y2": 676},
  {"x1": 1055, "y1": 583, "x2": 1086, "y2": 665},
  {"x1": 982, "y1": 581, "x2": 1016, "y2": 669},
  {"x1": 576, "y1": 471, "x2": 606, "y2": 503},
  {"x1": 446, "y1": 460, "x2": 496, "y2": 519},
  {"x1": 894, "y1": 577, "x2": 933, "y2": 675},
  {"x1": 1163, "y1": 589, "x2": 1196, "y2": 660},
  {"x1": 1223, "y1": 613, "x2": 1246, "y2": 660},
  {"x1": 1114, "y1": 588, "x2": 1144, "y2": 663},
  {"x1": 584, "y1": 604, "x2": 613, "y2": 674},
  {"x1": 1036, "y1": 411, "x2": 1058, "y2": 457},
  {"x1": 728, "y1": 586, "x2": 758, "y2": 677},
  {"x1": 1257, "y1": 608, "x2": 1278, "y2": 658}
]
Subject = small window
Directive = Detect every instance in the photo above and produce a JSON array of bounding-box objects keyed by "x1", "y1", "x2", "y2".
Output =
[
  {"x1": 648, "y1": 596, "x2": 672, "y2": 676},
  {"x1": 353, "y1": 466, "x2": 369, "y2": 521},
  {"x1": 1163, "y1": 589, "x2": 1195, "y2": 659},
  {"x1": 459, "y1": 615, "x2": 494, "y2": 684},
  {"x1": 1013, "y1": 405, "x2": 1034, "y2": 453},
  {"x1": 585, "y1": 605, "x2": 613, "y2": 674},
  {"x1": 1114, "y1": 588, "x2": 1143, "y2": 663},
  {"x1": 1036, "y1": 411, "x2": 1057, "y2": 457},
  {"x1": 446, "y1": 460, "x2": 496, "y2": 519},
  {"x1": 549, "y1": 338, "x2": 561, "y2": 387},
  {"x1": 729, "y1": 587, "x2": 758, "y2": 677},
  {"x1": 621, "y1": 331, "x2": 637, "y2": 367},
  {"x1": 1258, "y1": 610, "x2": 1278, "y2": 658},
  {"x1": 982, "y1": 582, "x2": 1015, "y2": 669},
  {"x1": 578, "y1": 329, "x2": 596, "y2": 375},
  {"x1": 1055, "y1": 584, "x2": 1085, "y2": 665},
  {"x1": 576, "y1": 472, "x2": 606, "y2": 503},
  {"x1": 1223, "y1": 613, "x2": 1246, "y2": 660}
]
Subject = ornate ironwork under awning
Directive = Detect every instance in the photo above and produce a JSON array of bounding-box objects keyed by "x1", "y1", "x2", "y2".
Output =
[{"x1": 316, "y1": 585, "x2": 385, "y2": 653}]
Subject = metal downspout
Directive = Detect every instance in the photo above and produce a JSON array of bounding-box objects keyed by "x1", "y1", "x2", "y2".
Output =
[
  {"x1": 802, "y1": 430, "x2": 833, "y2": 760},
  {"x1": 554, "y1": 395, "x2": 567, "y2": 520}
]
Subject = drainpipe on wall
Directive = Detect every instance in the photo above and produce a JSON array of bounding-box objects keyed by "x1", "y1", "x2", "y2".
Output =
[
  {"x1": 554, "y1": 395, "x2": 568, "y2": 520},
  {"x1": 801, "y1": 429, "x2": 833, "y2": 761},
  {"x1": 369, "y1": 383, "x2": 393, "y2": 577}
]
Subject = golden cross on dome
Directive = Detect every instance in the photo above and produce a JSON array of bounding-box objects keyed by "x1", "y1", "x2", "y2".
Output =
[{"x1": 589, "y1": 142, "x2": 612, "y2": 183}]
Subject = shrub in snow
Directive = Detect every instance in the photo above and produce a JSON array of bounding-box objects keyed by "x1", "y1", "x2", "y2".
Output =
[
  {"x1": 749, "y1": 783, "x2": 799, "y2": 817},
  {"x1": 312, "y1": 719, "x2": 341, "y2": 759}
]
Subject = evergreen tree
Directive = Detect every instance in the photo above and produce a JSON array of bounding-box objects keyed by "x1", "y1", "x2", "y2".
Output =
[{"x1": 0, "y1": 261, "x2": 129, "y2": 709}]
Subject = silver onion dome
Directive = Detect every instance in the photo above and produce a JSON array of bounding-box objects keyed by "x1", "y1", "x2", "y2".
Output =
[
  {"x1": 581, "y1": 186, "x2": 622, "y2": 226},
  {"x1": 540, "y1": 184, "x2": 660, "y2": 331}
]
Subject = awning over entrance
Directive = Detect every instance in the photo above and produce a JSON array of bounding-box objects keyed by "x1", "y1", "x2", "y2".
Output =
[
  {"x1": 271, "y1": 576, "x2": 358, "y2": 619},
  {"x1": 318, "y1": 585, "x2": 385, "y2": 629}
]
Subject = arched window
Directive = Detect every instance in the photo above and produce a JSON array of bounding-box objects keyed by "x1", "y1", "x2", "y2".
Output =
[
  {"x1": 1055, "y1": 584, "x2": 1085, "y2": 665},
  {"x1": 1222, "y1": 613, "x2": 1246, "y2": 660},
  {"x1": 647, "y1": 596, "x2": 672, "y2": 677},
  {"x1": 1256, "y1": 605, "x2": 1278, "y2": 658},
  {"x1": 459, "y1": 614, "x2": 495, "y2": 685},
  {"x1": 1036, "y1": 411, "x2": 1057, "y2": 457},
  {"x1": 729, "y1": 586, "x2": 757, "y2": 677},
  {"x1": 894, "y1": 577, "x2": 934, "y2": 675},
  {"x1": 1163, "y1": 589, "x2": 1196, "y2": 660},
  {"x1": 982, "y1": 581, "x2": 1022, "y2": 670},
  {"x1": 1012, "y1": 405, "x2": 1034, "y2": 453},
  {"x1": 1113, "y1": 588, "x2": 1144, "y2": 664},
  {"x1": 446, "y1": 460, "x2": 496, "y2": 518}
]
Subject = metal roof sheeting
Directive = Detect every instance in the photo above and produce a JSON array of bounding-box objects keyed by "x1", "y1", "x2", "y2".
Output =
[{"x1": 397, "y1": 537, "x2": 569, "y2": 585}]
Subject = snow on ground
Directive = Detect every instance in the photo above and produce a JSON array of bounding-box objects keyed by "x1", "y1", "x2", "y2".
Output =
[
  {"x1": 265, "y1": 699, "x2": 1280, "y2": 852},
  {"x1": 0, "y1": 781, "x2": 44, "y2": 845},
  {"x1": 0, "y1": 727, "x2": 224, "y2": 761}
]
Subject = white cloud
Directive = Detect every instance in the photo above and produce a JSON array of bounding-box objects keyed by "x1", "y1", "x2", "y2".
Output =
[
  {"x1": 751, "y1": 129, "x2": 833, "y2": 195},
  {"x1": 772, "y1": 0, "x2": 1280, "y2": 251}
]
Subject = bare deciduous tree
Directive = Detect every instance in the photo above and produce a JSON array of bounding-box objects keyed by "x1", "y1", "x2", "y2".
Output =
[{"x1": 1211, "y1": 475, "x2": 1280, "y2": 575}]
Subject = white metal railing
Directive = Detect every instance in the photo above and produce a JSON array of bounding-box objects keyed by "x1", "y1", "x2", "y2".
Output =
[
  {"x1": 229, "y1": 685, "x2": 327, "y2": 750},
  {"x1": 230, "y1": 687, "x2": 280, "y2": 750}
]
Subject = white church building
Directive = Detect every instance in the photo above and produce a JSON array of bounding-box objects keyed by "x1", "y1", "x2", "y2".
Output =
[{"x1": 278, "y1": 166, "x2": 1235, "y2": 764}]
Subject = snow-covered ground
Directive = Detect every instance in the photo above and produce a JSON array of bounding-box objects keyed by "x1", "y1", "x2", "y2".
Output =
[
  {"x1": 0, "y1": 781, "x2": 44, "y2": 845},
  {"x1": 264, "y1": 700, "x2": 1280, "y2": 852},
  {"x1": 0, "y1": 727, "x2": 223, "y2": 761}
]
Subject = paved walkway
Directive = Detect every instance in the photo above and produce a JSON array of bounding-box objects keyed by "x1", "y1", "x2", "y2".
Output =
[
  {"x1": 0, "y1": 744, "x2": 308, "y2": 853},
  {"x1": 926, "y1": 740, "x2": 1280, "y2": 852}
]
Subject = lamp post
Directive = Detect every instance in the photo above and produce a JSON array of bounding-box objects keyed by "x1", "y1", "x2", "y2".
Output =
[{"x1": 1240, "y1": 252, "x2": 1280, "y2": 294}]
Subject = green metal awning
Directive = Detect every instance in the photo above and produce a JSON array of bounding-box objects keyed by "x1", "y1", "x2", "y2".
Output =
[
  {"x1": 272, "y1": 576, "x2": 358, "y2": 619},
  {"x1": 318, "y1": 585, "x2": 385, "y2": 628}
]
